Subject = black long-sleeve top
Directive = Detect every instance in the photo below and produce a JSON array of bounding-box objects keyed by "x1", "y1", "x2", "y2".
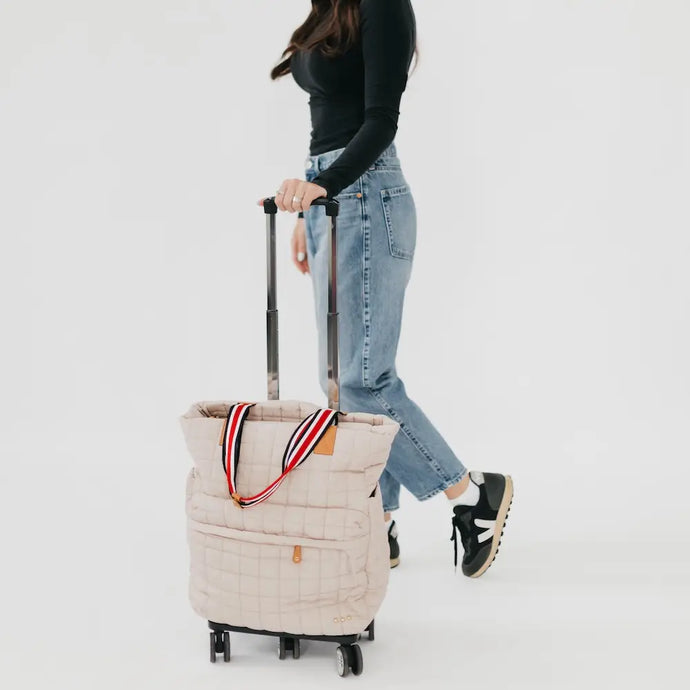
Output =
[{"x1": 290, "y1": 0, "x2": 416, "y2": 199}]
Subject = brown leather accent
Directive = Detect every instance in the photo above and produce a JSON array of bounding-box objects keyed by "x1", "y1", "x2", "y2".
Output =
[
  {"x1": 293, "y1": 545, "x2": 302, "y2": 563},
  {"x1": 218, "y1": 417, "x2": 228, "y2": 446},
  {"x1": 313, "y1": 425, "x2": 336, "y2": 455}
]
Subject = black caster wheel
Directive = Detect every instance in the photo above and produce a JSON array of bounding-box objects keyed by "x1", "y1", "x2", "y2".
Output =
[
  {"x1": 350, "y1": 644, "x2": 363, "y2": 676},
  {"x1": 336, "y1": 644, "x2": 364, "y2": 677},
  {"x1": 366, "y1": 619, "x2": 375, "y2": 641},
  {"x1": 214, "y1": 631, "x2": 224, "y2": 654},
  {"x1": 279, "y1": 637, "x2": 299, "y2": 659},
  {"x1": 223, "y1": 631, "x2": 231, "y2": 662},
  {"x1": 336, "y1": 645, "x2": 350, "y2": 677},
  {"x1": 209, "y1": 632, "x2": 219, "y2": 663},
  {"x1": 279, "y1": 637, "x2": 287, "y2": 660}
]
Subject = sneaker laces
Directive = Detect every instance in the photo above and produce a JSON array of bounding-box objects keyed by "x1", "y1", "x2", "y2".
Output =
[
  {"x1": 450, "y1": 520, "x2": 459, "y2": 570},
  {"x1": 449, "y1": 512, "x2": 472, "y2": 571}
]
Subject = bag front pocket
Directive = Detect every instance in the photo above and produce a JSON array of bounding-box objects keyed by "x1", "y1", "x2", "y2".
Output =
[
  {"x1": 188, "y1": 519, "x2": 368, "y2": 609},
  {"x1": 380, "y1": 185, "x2": 417, "y2": 260}
]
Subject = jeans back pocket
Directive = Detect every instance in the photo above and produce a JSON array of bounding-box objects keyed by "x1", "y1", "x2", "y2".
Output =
[{"x1": 380, "y1": 185, "x2": 417, "y2": 261}]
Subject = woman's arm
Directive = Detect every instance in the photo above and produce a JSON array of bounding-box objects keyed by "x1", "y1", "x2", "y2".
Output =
[{"x1": 311, "y1": 0, "x2": 416, "y2": 198}]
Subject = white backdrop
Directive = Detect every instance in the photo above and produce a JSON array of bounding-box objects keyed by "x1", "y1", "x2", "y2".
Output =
[{"x1": 1, "y1": 2, "x2": 688, "y2": 688}]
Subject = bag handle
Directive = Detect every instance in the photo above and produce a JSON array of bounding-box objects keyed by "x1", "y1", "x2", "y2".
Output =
[
  {"x1": 262, "y1": 197, "x2": 341, "y2": 411},
  {"x1": 221, "y1": 402, "x2": 341, "y2": 508}
]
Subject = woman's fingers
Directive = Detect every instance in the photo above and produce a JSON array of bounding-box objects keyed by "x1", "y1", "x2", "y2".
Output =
[
  {"x1": 285, "y1": 179, "x2": 301, "y2": 212},
  {"x1": 302, "y1": 183, "x2": 328, "y2": 210},
  {"x1": 276, "y1": 179, "x2": 295, "y2": 212},
  {"x1": 291, "y1": 222, "x2": 310, "y2": 274},
  {"x1": 274, "y1": 179, "x2": 328, "y2": 213},
  {"x1": 289, "y1": 180, "x2": 307, "y2": 213}
]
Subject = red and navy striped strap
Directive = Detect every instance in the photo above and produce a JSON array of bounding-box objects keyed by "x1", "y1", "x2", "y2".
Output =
[{"x1": 221, "y1": 402, "x2": 340, "y2": 509}]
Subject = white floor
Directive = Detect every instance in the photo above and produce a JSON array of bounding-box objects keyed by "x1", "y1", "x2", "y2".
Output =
[{"x1": 1, "y1": 444, "x2": 686, "y2": 690}]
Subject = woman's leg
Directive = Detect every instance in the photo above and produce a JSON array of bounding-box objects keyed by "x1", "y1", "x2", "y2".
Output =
[
  {"x1": 305, "y1": 146, "x2": 513, "y2": 577},
  {"x1": 379, "y1": 469, "x2": 401, "y2": 515},
  {"x1": 305, "y1": 157, "x2": 468, "y2": 510}
]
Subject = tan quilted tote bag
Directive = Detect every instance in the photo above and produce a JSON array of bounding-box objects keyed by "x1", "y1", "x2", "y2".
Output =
[{"x1": 180, "y1": 397, "x2": 399, "y2": 636}]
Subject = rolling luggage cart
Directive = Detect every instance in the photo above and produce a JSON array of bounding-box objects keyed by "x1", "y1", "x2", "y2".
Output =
[{"x1": 186, "y1": 196, "x2": 388, "y2": 678}]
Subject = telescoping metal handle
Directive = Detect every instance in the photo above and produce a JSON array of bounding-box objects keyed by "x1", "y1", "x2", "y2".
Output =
[{"x1": 262, "y1": 197, "x2": 341, "y2": 412}]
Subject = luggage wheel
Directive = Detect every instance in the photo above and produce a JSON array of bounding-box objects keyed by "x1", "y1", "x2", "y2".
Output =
[
  {"x1": 278, "y1": 636, "x2": 300, "y2": 660},
  {"x1": 209, "y1": 631, "x2": 230, "y2": 663},
  {"x1": 336, "y1": 644, "x2": 363, "y2": 677}
]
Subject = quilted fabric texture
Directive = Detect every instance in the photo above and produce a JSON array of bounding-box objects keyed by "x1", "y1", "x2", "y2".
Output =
[{"x1": 179, "y1": 398, "x2": 400, "y2": 636}]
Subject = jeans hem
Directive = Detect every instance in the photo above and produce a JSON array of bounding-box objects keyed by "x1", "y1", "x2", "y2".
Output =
[{"x1": 415, "y1": 468, "x2": 469, "y2": 502}]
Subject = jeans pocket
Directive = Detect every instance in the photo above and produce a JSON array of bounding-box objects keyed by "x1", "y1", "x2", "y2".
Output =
[{"x1": 380, "y1": 185, "x2": 417, "y2": 261}]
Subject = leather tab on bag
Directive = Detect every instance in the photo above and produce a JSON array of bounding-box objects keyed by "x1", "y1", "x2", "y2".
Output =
[
  {"x1": 218, "y1": 417, "x2": 228, "y2": 446},
  {"x1": 293, "y1": 545, "x2": 302, "y2": 563},
  {"x1": 313, "y1": 425, "x2": 336, "y2": 455}
]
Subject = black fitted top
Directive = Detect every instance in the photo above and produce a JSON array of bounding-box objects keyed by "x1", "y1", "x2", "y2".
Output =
[{"x1": 290, "y1": 0, "x2": 416, "y2": 199}]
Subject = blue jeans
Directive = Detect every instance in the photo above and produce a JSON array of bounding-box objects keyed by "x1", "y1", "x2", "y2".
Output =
[{"x1": 304, "y1": 141, "x2": 468, "y2": 512}]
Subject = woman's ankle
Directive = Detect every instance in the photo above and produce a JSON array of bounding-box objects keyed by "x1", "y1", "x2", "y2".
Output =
[{"x1": 444, "y1": 473, "x2": 470, "y2": 500}]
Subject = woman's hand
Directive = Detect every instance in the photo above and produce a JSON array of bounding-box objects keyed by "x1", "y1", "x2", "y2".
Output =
[
  {"x1": 257, "y1": 179, "x2": 328, "y2": 213},
  {"x1": 291, "y1": 219, "x2": 310, "y2": 275}
]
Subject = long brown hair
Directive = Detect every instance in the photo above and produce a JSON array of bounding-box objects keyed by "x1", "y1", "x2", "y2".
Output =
[{"x1": 270, "y1": 0, "x2": 418, "y2": 80}]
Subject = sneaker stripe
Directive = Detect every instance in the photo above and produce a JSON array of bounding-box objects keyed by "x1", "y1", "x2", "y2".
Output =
[{"x1": 474, "y1": 518, "x2": 496, "y2": 544}]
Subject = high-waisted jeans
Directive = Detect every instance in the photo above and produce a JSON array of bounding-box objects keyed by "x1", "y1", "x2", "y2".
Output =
[{"x1": 304, "y1": 141, "x2": 468, "y2": 512}]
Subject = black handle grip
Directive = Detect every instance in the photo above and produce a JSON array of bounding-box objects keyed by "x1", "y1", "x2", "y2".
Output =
[{"x1": 262, "y1": 196, "x2": 339, "y2": 217}]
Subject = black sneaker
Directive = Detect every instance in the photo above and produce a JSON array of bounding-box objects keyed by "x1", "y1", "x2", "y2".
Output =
[
  {"x1": 388, "y1": 520, "x2": 400, "y2": 568},
  {"x1": 450, "y1": 471, "x2": 514, "y2": 578}
]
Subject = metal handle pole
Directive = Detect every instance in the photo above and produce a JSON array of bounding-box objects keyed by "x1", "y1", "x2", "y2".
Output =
[
  {"x1": 262, "y1": 197, "x2": 340, "y2": 410},
  {"x1": 266, "y1": 208, "x2": 279, "y2": 401},
  {"x1": 326, "y1": 213, "x2": 339, "y2": 411}
]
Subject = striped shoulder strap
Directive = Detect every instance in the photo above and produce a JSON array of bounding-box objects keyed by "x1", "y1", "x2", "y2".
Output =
[{"x1": 221, "y1": 402, "x2": 340, "y2": 509}]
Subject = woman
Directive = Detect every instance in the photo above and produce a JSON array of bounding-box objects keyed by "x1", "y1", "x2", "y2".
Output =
[{"x1": 263, "y1": 0, "x2": 513, "y2": 578}]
